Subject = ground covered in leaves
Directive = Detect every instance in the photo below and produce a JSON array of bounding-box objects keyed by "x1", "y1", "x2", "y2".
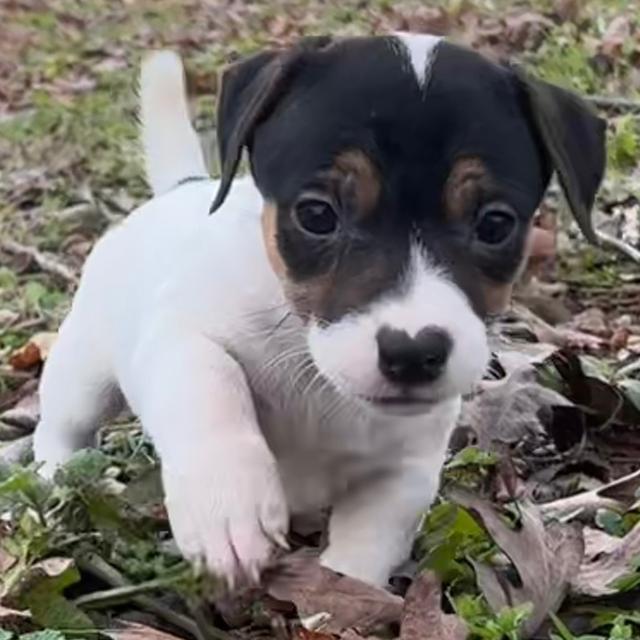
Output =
[{"x1": 1, "y1": 0, "x2": 640, "y2": 639}]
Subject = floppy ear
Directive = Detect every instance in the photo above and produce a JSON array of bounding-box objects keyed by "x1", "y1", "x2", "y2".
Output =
[
  {"x1": 513, "y1": 67, "x2": 606, "y2": 243},
  {"x1": 211, "y1": 36, "x2": 333, "y2": 213}
]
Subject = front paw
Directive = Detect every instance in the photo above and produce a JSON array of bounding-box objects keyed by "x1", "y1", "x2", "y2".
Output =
[{"x1": 162, "y1": 453, "x2": 289, "y2": 588}]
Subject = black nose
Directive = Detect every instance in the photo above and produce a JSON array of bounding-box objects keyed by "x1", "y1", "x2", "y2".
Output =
[{"x1": 377, "y1": 326, "x2": 452, "y2": 386}]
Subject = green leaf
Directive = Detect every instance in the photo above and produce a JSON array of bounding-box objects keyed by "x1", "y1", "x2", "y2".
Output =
[
  {"x1": 57, "y1": 450, "x2": 111, "y2": 488},
  {"x1": 608, "y1": 115, "x2": 640, "y2": 172},
  {"x1": 445, "y1": 447, "x2": 498, "y2": 471},
  {"x1": 595, "y1": 509, "x2": 626, "y2": 537},
  {"x1": 9, "y1": 559, "x2": 95, "y2": 632},
  {"x1": 26, "y1": 590, "x2": 94, "y2": 631},
  {"x1": 23, "y1": 282, "x2": 48, "y2": 313},
  {"x1": 20, "y1": 631, "x2": 67, "y2": 640},
  {"x1": 0, "y1": 268, "x2": 18, "y2": 291},
  {"x1": 550, "y1": 613, "x2": 578, "y2": 640},
  {"x1": 619, "y1": 379, "x2": 640, "y2": 412},
  {"x1": 0, "y1": 631, "x2": 14, "y2": 640}
]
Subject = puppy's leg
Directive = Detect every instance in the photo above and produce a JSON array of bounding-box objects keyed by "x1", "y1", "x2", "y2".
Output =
[
  {"x1": 320, "y1": 464, "x2": 441, "y2": 586},
  {"x1": 34, "y1": 319, "x2": 120, "y2": 478},
  {"x1": 132, "y1": 330, "x2": 288, "y2": 586}
]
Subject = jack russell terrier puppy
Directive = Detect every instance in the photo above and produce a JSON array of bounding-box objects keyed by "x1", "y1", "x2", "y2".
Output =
[{"x1": 33, "y1": 33, "x2": 605, "y2": 588}]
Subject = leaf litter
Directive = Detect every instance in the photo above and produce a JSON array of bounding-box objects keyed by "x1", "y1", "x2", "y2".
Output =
[{"x1": 2, "y1": 0, "x2": 640, "y2": 639}]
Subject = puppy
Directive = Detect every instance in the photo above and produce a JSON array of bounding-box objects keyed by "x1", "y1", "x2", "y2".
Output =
[{"x1": 33, "y1": 33, "x2": 605, "y2": 588}]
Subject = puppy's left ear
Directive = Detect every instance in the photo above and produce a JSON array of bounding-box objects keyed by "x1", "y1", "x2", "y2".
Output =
[
  {"x1": 211, "y1": 36, "x2": 333, "y2": 213},
  {"x1": 513, "y1": 67, "x2": 606, "y2": 243}
]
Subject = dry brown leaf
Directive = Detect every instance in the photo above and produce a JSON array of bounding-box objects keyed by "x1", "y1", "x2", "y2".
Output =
[
  {"x1": 264, "y1": 551, "x2": 402, "y2": 635},
  {"x1": 1, "y1": 388, "x2": 40, "y2": 431},
  {"x1": 599, "y1": 15, "x2": 633, "y2": 60},
  {"x1": 567, "y1": 308, "x2": 610, "y2": 337},
  {"x1": 0, "y1": 604, "x2": 35, "y2": 634},
  {"x1": 457, "y1": 365, "x2": 570, "y2": 451},
  {"x1": 104, "y1": 621, "x2": 186, "y2": 640},
  {"x1": 401, "y1": 6, "x2": 452, "y2": 35},
  {"x1": 572, "y1": 523, "x2": 640, "y2": 597},
  {"x1": 0, "y1": 540, "x2": 17, "y2": 574},
  {"x1": 399, "y1": 572, "x2": 467, "y2": 640},
  {"x1": 553, "y1": 0, "x2": 580, "y2": 22},
  {"x1": 9, "y1": 332, "x2": 57, "y2": 370},
  {"x1": 541, "y1": 468, "x2": 640, "y2": 521},
  {"x1": 505, "y1": 12, "x2": 553, "y2": 50},
  {"x1": 451, "y1": 491, "x2": 583, "y2": 638}
]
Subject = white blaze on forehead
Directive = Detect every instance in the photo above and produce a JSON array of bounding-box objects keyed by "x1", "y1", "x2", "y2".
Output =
[{"x1": 393, "y1": 32, "x2": 443, "y2": 88}]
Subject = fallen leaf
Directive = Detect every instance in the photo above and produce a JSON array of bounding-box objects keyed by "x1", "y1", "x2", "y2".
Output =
[
  {"x1": 1, "y1": 556, "x2": 94, "y2": 631},
  {"x1": 399, "y1": 571, "x2": 467, "y2": 640},
  {"x1": 457, "y1": 365, "x2": 571, "y2": 451},
  {"x1": 0, "y1": 389, "x2": 40, "y2": 431},
  {"x1": 0, "y1": 604, "x2": 35, "y2": 634},
  {"x1": 548, "y1": 350, "x2": 640, "y2": 425},
  {"x1": 553, "y1": 0, "x2": 580, "y2": 22},
  {"x1": 402, "y1": 6, "x2": 452, "y2": 35},
  {"x1": 505, "y1": 12, "x2": 553, "y2": 50},
  {"x1": 566, "y1": 308, "x2": 610, "y2": 337},
  {"x1": 540, "y1": 469, "x2": 640, "y2": 521},
  {"x1": 599, "y1": 15, "x2": 633, "y2": 60},
  {"x1": 451, "y1": 491, "x2": 583, "y2": 638},
  {"x1": 264, "y1": 551, "x2": 402, "y2": 635},
  {"x1": 572, "y1": 523, "x2": 640, "y2": 597},
  {"x1": 8, "y1": 332, "x2": 57, "y2": 371}
]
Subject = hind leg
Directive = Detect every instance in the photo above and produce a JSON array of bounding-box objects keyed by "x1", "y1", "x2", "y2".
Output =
[{"x1": 33, "y1": 317, "x2": 122, "y2": 478}]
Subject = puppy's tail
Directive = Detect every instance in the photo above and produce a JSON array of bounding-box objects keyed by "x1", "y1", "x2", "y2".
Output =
[{"x1": 140, "y1": 50, "x2": 207, "y2": 195}]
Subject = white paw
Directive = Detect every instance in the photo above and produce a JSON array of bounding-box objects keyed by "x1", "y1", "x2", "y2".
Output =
[
  {"x1": 33, "y1": 428, "x2": 75, "y2": 480},
  {"x1": 320, "y1": 545, "x2": 392, "y2": 587},
  {"x1": 162, "y1": 449, "x2": 289, "y2": 588}
]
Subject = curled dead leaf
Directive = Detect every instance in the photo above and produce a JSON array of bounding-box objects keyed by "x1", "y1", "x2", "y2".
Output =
[
  {"x1": 450, "y1": 491, "x2": 583, "y2": 638},
  {"x1": 572, "y1": 523, "x2": 640, "y2": 597},
  {"x1": 505, "y1": 12, "x2": 553, "y2": 50},
  {"x1": 0, "y1": 388, "x2": 40, "y2": 431},
  {"x1": 264, "y1": 551, "x2": 403, "y2": 635},
  {"x1": 9, "y1": 332, "x2": 57, "y2": 370},
  {"x1": 599, "y1": 15, "x2": 633, "y2": 61},
  {"x1": 104, "y1": 621, "x2": 186, "y2": 640},
  {"x1": 399, "y1": 571, "x2": 467, "y2": 640},
  {"x1": 0, "y1": 604, "x2": 36, "y2": 634},
  {"x1": 457, "y1": 365, "x2": 570, "y2": 451}
]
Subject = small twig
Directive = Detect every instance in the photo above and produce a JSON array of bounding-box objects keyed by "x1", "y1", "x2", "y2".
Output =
[
  {"x1": 596, "y1": 230, "x2": 640, "y2": 263},
  {"x1": 74, "y1": 577, "x2": 183, "y2": 609},
  {"x1": 540, "y1": 468, "x2": 640, "y2": 521},
  {"x1": 76, "y1": 553, "x2": 230, "y2": 640},
  {"x1": 0, "y1": 239, "x2": 79, "y2": 286},
  {"x1": 587, "y1": 95, "x2": 640, "y2": 112}
]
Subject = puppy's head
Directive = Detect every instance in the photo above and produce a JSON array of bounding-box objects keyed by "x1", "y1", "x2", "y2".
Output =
[{"x1": 212, "y1": 34, "x2": 606, "y2": 415}]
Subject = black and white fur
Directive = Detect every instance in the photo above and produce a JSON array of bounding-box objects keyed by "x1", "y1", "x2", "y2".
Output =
[{"x1": 34, "y1": 33, "x2": 605, "y2": 587}]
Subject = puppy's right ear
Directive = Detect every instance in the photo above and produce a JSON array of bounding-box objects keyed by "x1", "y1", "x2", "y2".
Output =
[{"x1": 211, "y1": 36, "x2": 333, "y2": 213}]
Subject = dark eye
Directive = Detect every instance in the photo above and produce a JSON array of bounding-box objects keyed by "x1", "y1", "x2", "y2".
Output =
[
  {"x1": 293, "y1": 199, "x2": 339, "y2": 237},
  {"x1": 475, "y1": 203, "x2": 517, "y2": 246}
]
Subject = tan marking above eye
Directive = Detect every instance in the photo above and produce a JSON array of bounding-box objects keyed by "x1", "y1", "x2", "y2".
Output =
[
  {"x1": 444, "y1": 157, "x2": 489, "y2": 221},
  {"x1": 332, "y1": 149, "x2": 381, "y2": 218}
]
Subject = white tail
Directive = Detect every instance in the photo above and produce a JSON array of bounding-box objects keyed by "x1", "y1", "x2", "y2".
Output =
[{"x1": 140, "y1": 50, "x2": 208, "y2": 195}]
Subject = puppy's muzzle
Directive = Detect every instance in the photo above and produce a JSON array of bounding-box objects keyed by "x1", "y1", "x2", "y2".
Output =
[{"x1": 376, "y1": 325, "x2": 451, "y2": 387}]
